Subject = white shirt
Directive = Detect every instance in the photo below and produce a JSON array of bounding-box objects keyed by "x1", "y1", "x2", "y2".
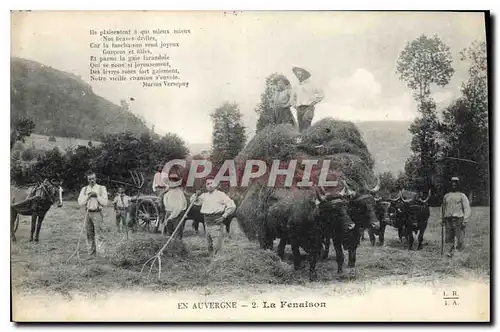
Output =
[
  {"x1": 442, "y1": 192, "x2": 472, "y2": 220},
  {"x1": 78, "y1": 184, "x2": 108, "y2": 211},
  {"x1": 292, "y1": 78, "x2": 324, "y2": 107},
  {"x1": 199, "y1": 190, "x2": 236, "y2": 218},
  {"x1": 113, "y1": 194, "x2": 131, "y2": 208},
  {"x1": 163, "y1": 187, "x2": 187, "y2": 220}
]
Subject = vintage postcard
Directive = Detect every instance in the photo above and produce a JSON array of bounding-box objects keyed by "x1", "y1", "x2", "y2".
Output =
[{"x1": 10, "y1": 10, "x2": 491, "y2": 322}]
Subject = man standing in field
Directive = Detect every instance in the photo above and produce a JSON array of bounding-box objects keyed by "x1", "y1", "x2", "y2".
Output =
[
  {"x1": 112, "y1": 187, "x2": 131, "y2": 233},
  {"x1": 161, "y1": 173, "x2": 187, "y2": 238},
  {"x1": 78, "y1": 171, "x2": 109, "y2": 257},
  {"x1": 441, "y1": 177, "x2": 472, "y2": 257},
  {"x1": 197, "y1": 178, "x2": 236, "y2": 254}
]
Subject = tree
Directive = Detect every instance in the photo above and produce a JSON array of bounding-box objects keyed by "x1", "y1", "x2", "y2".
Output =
[
  {"x1": 10, "y1": 117, "x2": 35, "y2": 149},
  {"x1": 255, "y1": 73, "x2": 290, "y2": 132},
  {"x1": 439, "y1": 41, "x2": 489, "y2": 205},
  {"x1": 396, "y1": 34, "x2": 455, "y2": 102},
  {"x1": 396, "y1": 34, "x2": 454, "y2": 190},
  {"x1": 93, "y1": 131, "x2": 188, "y2": 193},
  {"x1": 210, "y1": 102, "x2": 247, "y2": 167}
]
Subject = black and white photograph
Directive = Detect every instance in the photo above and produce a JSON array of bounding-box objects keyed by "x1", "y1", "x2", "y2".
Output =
[{"x1": 9, "y1": 10, "x2": 491, "y2": 322}]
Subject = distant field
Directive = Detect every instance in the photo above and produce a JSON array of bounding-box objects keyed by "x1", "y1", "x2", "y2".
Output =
[
  {"x1": 17, "y1": 134, "x2": 102, "y2": 153},
  {"x1": 11, "y1": 203, "x2": 490, "y2": 299}
]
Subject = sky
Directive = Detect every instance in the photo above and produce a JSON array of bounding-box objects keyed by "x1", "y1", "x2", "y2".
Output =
[{"x1": 11, "y1": 11, "x2": 487, "y2": 145}]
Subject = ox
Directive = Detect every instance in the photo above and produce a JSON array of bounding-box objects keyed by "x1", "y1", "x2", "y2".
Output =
[
  {"x1": 318, "y1": 179, "x2": 381, "y2": 275},
  {"x1": 389, "y1": 190, "x2": 431, "y2": 250},
  {"x1": 241, "y1": 184, "x2": 330, "y2": 281}
]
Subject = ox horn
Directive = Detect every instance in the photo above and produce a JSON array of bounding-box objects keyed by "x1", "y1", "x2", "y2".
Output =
[
  {"x1": 390, "y1": 190, "x2": 401, "y2": 202},
  {"x1": 420, "y1": 189, "x2": 431, "y2": 203},
  {"x1": 314, "y1": 185, "x2": 326, "y2": 203},
  {"x1": 344, "y1": 180, "x2": 356, "y2": 198},
  {"x1": 400, "y1": 189, "x2": 412, "y2": 203},
  {"x1": 366, "y1": 177, "x2": 380, "y2": 193}
]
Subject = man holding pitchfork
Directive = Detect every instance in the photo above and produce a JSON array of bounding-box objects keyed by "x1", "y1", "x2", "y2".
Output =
[{"x1": 77, "y1": 170, "x2": 109, "y2": 258}]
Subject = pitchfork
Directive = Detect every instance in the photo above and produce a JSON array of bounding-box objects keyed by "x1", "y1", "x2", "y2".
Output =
[
  {"x1": 109, "y1": 170, "x2": 145, "y2": 190},
  {"x1": 140, "y1": 199, "x2": 196, "y2": 281}
]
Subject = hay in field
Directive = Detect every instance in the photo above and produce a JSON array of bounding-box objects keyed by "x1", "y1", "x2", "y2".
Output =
[
  {"x1": 206, "y1": 245, "x2": 293, "y2": 284},
  {"x1": 108, "y1": 235, "x2": 188, "y2": 268}
]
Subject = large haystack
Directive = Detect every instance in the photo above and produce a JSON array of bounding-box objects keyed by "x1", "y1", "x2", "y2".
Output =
[
  {"x1": 236, "y1": 123, "x2": 300, "y2": 164},
  {"x1": 235, "y1": 117, "x2": 377, "y2": 242}
]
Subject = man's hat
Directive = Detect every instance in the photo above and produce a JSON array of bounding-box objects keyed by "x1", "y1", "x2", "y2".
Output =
[
  {"x1": 292, "y1": 67, "x2": 311, "y2": 81},
  {"x1": 451, "y1": 176, "x2": 459, "y2": 182},
  {"x1": 167, "y1": 173, "x2": 182, "y2": 187}
]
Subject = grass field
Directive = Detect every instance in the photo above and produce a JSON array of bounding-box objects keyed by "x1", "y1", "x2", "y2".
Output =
[{"x1": 10, "y1": 202, "x2": 490, "y2": 299}]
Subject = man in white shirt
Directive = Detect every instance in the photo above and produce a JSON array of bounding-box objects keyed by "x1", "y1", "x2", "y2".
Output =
[
  {"x1": 112, "y1": 187, "x2": 131, "y2": 233},
  {"x1": 77, "y1": 171, "x2": 108, "y2": 257},
  {"x1": 194, "y1": 178, "x2": 236, "y2": 254},
  {"x1": 291, "y1": 66, "x2": 324, "y2": 132},
  {"x1": 161, "y1": 173, "x2": 187, "y2": 238},
  {"x1": 441, "y1": 177, "x2": 472, "y2": 257}
]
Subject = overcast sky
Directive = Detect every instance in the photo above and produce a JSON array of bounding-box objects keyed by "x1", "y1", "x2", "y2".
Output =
[{"x1": 11, "y1": 11, "x2": 486, "y2": 144}]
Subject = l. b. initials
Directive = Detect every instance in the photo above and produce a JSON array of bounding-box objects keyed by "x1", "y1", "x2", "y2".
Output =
[{"x1": 443, "y1": 291, "x2": 459, "y2": 306}]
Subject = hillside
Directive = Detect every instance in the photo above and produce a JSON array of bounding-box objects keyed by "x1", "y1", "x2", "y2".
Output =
[
  {"x1": 10, "y1": 57, "x2": 151, "y2": 140},
  {"x1": 355, "y1": 121, "x2": 412, "y2": 175}
]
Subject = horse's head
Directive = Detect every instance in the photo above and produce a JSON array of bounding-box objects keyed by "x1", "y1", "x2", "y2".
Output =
[{"x1": 40, "y1": 179, "x2": 63, "y2": 207}]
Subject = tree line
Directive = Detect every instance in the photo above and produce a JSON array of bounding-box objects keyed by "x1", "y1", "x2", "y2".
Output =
[
  {"x1": 10, "y1": 36, "x2": 488, "y2": 205},
  {"x1": 379, "y1": 36, "x2": 488, "y2": 206}
]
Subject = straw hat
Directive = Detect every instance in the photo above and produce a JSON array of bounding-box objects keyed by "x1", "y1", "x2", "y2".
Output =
[
  {"x1": 292, "y1": 67, "x2": 311, "y2": 81},
  {"x1": 167, "y1": 173, "x2": 182, "y2": 188}
]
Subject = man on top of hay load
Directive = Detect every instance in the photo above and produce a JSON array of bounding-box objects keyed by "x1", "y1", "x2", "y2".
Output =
[
  {"x1": 291, "y1": 66, "x2": 324, "y2": 132},
  {"x1": 441, "y1": 176, "x2": 472, "y2": 258},
  {"x1": 160, "y1": 173, "x2": 187, "y2": 238},
  {"x1": 77, "y1": 170, "x2": 109, "y2": 257},
  {"x1": 192, "y1": 178, "x2": 236, "y2": 254},
  {"x1": 271, "y1": 76, "x2": 296, "y2": 127}
]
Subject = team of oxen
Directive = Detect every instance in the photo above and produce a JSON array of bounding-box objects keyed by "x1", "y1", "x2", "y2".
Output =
[
  {"x1": 234, "y1": 178, "x2": 432, "y2": 281},
  {"x1": 10, "y1": 176, "x2": 432, "y2": 282}
]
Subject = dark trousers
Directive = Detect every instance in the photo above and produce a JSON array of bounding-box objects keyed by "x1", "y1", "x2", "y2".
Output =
[
  {"x1": 115, "y1": 208, "x2": 128, "y2": 232},
  {"x1": 296, "y1": 105, "x2": 315, "y2": 132},
  {"x1": 444, "y1": 217, "x2": 466, "y2": 251},
  {"x1": 166, "y1": 214, "x2": 186, "y2": 239},
  {"x1": 190, "y1": 205, "x2": 205, "y2": 233}
]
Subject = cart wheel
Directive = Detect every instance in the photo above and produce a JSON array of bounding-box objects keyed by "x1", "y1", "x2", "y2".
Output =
[
  {"x1": 13, "y1": 215, "x2": 20, "y2": 233},
  {"x1": 136, "y1": 199, "x2": 160, "y2": 233}
]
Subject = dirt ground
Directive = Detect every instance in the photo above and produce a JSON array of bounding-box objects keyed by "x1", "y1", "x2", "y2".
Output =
[{"x1": 10, "y1": 201, "x2": 490, "y2": 317}]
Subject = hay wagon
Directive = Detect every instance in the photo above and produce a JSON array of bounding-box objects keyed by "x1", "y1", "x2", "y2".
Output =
[
  {"x1": 131, "y1": 193, "x2": 165, "y2": 233},
  {"x1": 111, "y1": 171, "x2": 165, "y2": 234}
]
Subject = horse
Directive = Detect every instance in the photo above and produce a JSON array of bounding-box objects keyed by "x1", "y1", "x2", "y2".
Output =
[{"x1": 11, "y1": 179, "x2": 63, "y2": 243}]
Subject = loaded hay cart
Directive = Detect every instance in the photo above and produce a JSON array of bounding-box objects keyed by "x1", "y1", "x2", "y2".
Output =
[{"x1": 111, "y1": 171, "x2": 165, "y2": 234}]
